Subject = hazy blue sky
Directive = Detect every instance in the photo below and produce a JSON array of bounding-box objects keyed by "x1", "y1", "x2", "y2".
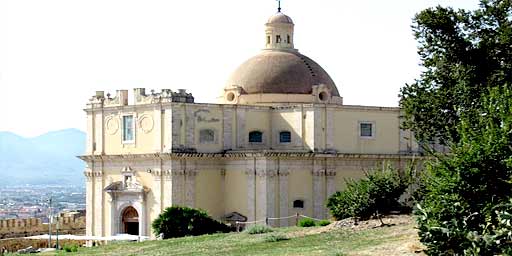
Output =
[{"x1": 0, "y1": 0, "x2": 480, "y2": 137}]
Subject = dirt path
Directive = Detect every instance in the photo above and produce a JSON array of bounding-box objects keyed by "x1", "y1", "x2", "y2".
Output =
[{"x1": 288, "y1": 215, "x2": 426, "y2": 256}]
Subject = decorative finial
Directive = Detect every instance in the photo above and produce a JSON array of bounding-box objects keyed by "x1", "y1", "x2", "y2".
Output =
[{"x1": 277, "y1": 0, "x2": 281, "y2": 12}]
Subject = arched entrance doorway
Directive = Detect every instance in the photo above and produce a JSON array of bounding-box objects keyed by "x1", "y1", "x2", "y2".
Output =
[{"x1": 121, "y1": 206, "x2": 139, "y2": 235}]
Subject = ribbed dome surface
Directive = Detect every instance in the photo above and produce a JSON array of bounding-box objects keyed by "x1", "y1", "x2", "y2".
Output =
[
  {"x1": 267, "y1": 12, "x2": 294, "y2": 24},
  {"x1": 225, "y1": 50, "x2": 339, "y2": 96}
]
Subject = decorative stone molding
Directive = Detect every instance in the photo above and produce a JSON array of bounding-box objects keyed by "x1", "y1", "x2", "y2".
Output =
[
  {"x1": 92, "y1": 171, "x2": 103, "y2": 177},
  {"x1": 326, "y1": 169, "x2": 336, "y2": 177},
  {"x1": 84, "y1": 170, "x2": 94, "y2": 182},
  {"x1": 311, "y1": 169, "x2": 326, "y2": 176},
  {"x1": 163, "y1": 170, "x2": 173, "y2": 180},
  {"x1": 256, "y1": 169, "x2": 277, "y2": 177},
  {"x1": 278, "y1": 170, "x2": 290, "y2": 176},
  {"x1": 244, "y1": 168, "x2": 256, "y2": 176},
  {"x1": 138, "y1": 114, "x2": 154, "y2": 134},
  {"x1": 151, "y1": 168, "x2": 163, "y2": 181},
  {"x1": 185, "y1": 169, "x2": 198, "y2": 177},
  {"x1": 105, "y1": 115, "x2": 120, "y2": 135}
]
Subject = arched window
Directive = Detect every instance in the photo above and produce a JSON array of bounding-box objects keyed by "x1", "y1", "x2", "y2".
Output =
[
  {"x1": 199, "y1": 129, "x2": 215, "y2": 144},
  {"x1": 293, "y1": 200, "x2": 304, "y2": 208},
  {"x1": 276, "y1": 35, "x2": 281, "y2": 43},
  {"x1": 287, "y1": 34, "x2": 290, "y2": 44},
  {"x1": 279, "y1": 131, "x2": 291, "y2": 143},
  {"x1": 248, "y1": 131, "x2": 263, "y2": 143}
]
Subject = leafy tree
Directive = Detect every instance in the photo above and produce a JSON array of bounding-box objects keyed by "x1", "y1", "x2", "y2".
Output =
[
  {"x1": 152, "y1": 206, "x2": 231, "y2": 239},
  {"x1": 327, "y1": 165, "x2": 412, "y2": 223},
  {"x1": 415, "y1": 86, "x2": 512, "y2": 255},
  {"x1": 400, "y1": 0, "x2": 512, "y2": 144}
]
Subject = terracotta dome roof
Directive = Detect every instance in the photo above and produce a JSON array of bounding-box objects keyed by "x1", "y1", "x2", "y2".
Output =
[
  {"x1": 225, "y1": 50, "x2": 340, "y2": 96},
  {"x1": 267, "y1": 12, "x2": 294, "y2": 24}
]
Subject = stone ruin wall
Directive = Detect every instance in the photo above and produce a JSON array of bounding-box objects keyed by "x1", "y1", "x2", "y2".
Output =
[{"x1": 0, "y1": 214, "x2": 85, "y2": 239}]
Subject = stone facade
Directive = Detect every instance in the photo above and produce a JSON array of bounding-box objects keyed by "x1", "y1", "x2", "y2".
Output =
[{"x1": 80, "y1": 9, "x2": 424, "y2": 239}]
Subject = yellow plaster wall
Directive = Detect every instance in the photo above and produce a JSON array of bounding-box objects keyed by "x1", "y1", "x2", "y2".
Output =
[
  {"x1": 224, "y1": 170, "x2": 248, "y2": 218},
  {"x1": 334, "y1": 169, "x2": 367, "y2": 192},
  {"x1": 332, "y1": 109, "x2": 400, "y2": 154},
  {"x1": 100, "y1": 109, "x2": 159, "y2": 155},
  {"x1": 195, "y1": 170, "x2": 224, "y2": 219},
  {"x1": 192, "y1": 106, "x2": 224, "y2": 153},
  {"x1": 245, "y1": 110, "x2": 271, "y2": 147},
  {"x1": 288, "y1": 169, "x2": 313, "y2": 217},
  {"x1": 271, "y1": 110, "x2": 302, "y2": 149}
]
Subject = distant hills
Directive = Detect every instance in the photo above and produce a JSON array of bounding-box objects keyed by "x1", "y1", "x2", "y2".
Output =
[{"x1": 0, "y1": 129, "x2": 86, "y2": 186}]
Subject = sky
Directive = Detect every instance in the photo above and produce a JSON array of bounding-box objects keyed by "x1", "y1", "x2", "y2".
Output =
[{"x1": 0, "y1": 0, "x2": 481, "y2": 137}]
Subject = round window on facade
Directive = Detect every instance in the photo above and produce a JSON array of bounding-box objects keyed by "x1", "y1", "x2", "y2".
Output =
[
  {"x1": 226, "y1": 92, "x2": 236, "y2": 102},
  {"x1": 319, "y1": 91, "x2": 329, "y2": 102}
]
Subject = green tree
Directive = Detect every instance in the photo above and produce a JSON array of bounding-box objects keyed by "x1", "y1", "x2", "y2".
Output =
[
  {"x1": 326, "y1": 165, "x2": 412, "y2": 223},
  {"x1": 415, "y1": 86, "x2": 512, "y2": 255},
  {"x1": 400, "y1": 0, "x2": 512, "y2": 144},
  {"x1": 152, "y1": 206, "x2": 231, "y2": 239}
]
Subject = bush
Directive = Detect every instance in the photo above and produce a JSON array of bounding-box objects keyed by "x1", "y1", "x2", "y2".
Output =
[
  {"x1": 62, "y1": 244, "x2": 78, "y2": 252},
  {"x1": 152, "y1": 206, "x2": 231, "y2": 239},
  {"x1": 245, "y1": 224, "x2": 273, "y2": 234},
  {"x1": 263, "y1": 233, "x2": 289, "y2": 242},
  {"x1": 327, "y1": 165, "x2": 411, "y2": 221},
  {"x1": 298, "y1": 218, "x2": 316, "y2": 227},
  {"x1": 415, "y1": 87, "x2": 512, "y2": 255},
  {"x1": 317, "y1": 220, "x2": 331, "y2": 226}
]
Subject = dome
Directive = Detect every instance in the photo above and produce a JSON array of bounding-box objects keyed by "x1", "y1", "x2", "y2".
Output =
[
  {"x1": 267, "y1": 12, "x2": 294, "y2": 24},
  {"x1": 225, "y1": 50, "x2": 340, "y2": 96}
]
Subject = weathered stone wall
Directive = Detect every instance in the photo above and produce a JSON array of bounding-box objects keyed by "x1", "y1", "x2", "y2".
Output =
[{"x1": 0, "y1": 214, "x2": 85, "y2": 239}]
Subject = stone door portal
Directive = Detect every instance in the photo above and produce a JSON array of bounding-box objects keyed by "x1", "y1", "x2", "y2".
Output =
[{"x1": 122, "y1": 206, "x2": 139, "y2": 235}]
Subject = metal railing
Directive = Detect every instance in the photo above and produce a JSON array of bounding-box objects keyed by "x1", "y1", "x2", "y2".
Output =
[{"x1": 234, "y1": 213, "x2": 328, "y2": 231}]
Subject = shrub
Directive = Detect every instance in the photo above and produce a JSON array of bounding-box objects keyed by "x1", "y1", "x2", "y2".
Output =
[
  {"x1": 415, "y1": 87, "x2": 512, "y2": 255},
  {"x1": 152, "y1": 206, "x2": 231, "y2": 239},
  {"x1": 63, "y1": 244, "x2": 78, "y2": 252},
  {"x1": 298, "y1": 218, "x2": 316, "y2": 227},
  {"x1": 245, "y1": 224, "x2": 273, "y2": 234},
  {"x1": 263, "y1": 233, "x2": 289, "y2": 242},
  {"x1": 327, "y1": 165, "x2": 411, "y2": 221},
  {"x1": 317, "y1": 220, "x2": 331, "y2": 226}
]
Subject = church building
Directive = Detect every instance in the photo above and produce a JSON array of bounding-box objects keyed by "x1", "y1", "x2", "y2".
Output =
[{"x1": 80, "y1": 8, "x2": 421, "y2": 238}]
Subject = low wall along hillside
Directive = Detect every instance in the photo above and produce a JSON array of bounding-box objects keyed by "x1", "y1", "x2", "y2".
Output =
[{"x1": 0, "y1": 213, "x2": 85, "y2": 239}]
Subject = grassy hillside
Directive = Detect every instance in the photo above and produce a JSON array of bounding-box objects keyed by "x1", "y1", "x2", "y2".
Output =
[{"x1": 48, "y1": 216, "x2": 424, "y2": 256}]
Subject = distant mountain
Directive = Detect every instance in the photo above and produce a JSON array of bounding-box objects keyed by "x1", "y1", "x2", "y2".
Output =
[{"x1": 0, "y1": 129, "x2": 86, "y2": 186}]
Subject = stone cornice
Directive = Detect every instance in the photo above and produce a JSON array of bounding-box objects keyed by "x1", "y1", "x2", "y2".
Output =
[{"x1": 78, "y1": 152, "x2": 426, "y2": 161}]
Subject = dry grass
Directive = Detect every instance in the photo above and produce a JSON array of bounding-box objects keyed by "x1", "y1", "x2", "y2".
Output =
[{"x1": 39, "y1": 215, "x2": 425, "y2": 256}]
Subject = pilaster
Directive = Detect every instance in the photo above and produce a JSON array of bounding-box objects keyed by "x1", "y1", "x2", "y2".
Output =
[
  {"x1": 171, "y1": 107, "x2": 182, "y2": 149},
  {"x1": 84, "y1": 169, "x2": 94, "y2": 237},
  {"x1": 312, "y1": 160, "x2": 326, "y2": 220},
  {"x1": 326, "y1": 108, "x2": 335, "y2": 150},
  {"x1": 93, "y1": 170, "x2": 104, "y2": 236},
  {"x1": 162, "y1": 170, "x2": 173, "y2": 208},
  {"x1": 184, "y1": 169, "x2": 197, "y2": 208},
  {"x1": 151, "y1": 168, "x2": 163, "y2": 219},
  {"x1": 223, "y1": 108, "x2": 233, "y2": 150},
  {"x1": 326, "y1": 169, "x2": 337, "y2": 199},
  {"x1": 153, "y1": 106, "x2": 163, "y2": 152},
  {"x1": 245, "y1": 167, "x2": 256, "y2": 223},
  {"x1": 256, "y1": 169, "x2": 277, "y2": 226},
  {"x1": 278, "y1": 170, "x2": 290, "y2": 227},
  {"x1": 236, "y1": 108, "x2": 246, "y2": 148},
  {"x1": 185, "y1": 105, "x2": 195, "y2": 146},
  {"x1": 171, "y1": 169, "x2": 185, "y2": 206}
]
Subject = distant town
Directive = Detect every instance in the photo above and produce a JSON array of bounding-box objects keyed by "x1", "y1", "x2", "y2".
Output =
[{"x1": 0, "y1": 184, "x2": 85, "y2": 221}]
